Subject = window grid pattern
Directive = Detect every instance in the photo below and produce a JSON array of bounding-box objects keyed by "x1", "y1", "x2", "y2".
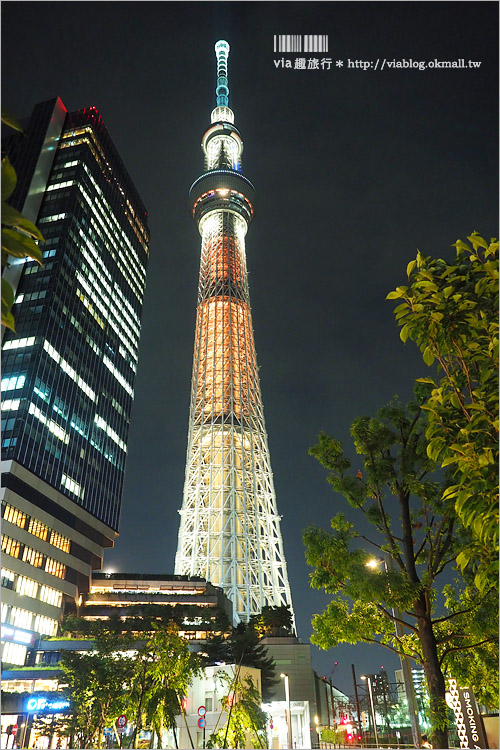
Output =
[
  {"x1": 2, "y1": 501, "x2": 71, "y2": 554},
  {"x1": 1, "y1": 107, "x2": 150, "y2": 531},
  {"x1": 2, "y1": 503, "x2": 27, "y2": 529},
  {"x1": 2, "y1": 534, "x2": 66, "y2": 580},
  {"x1": 2, "y1": 641, "x2": 27, "y2": 666},
  {"x1": 1, "y1": 567, "x2": 63, "y2": 609}
]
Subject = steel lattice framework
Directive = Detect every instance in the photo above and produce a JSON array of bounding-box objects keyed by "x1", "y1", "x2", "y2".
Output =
[{"x1": 175, "y1": 41, "x2": 295, "y2": 623}]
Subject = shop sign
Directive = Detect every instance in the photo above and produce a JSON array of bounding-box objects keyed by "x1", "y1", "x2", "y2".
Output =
[
  {"x1": 26, "y1": 697, "x2": 71, "y2": 713},
  {"x1": 446, "y1": 680, "x2": 487, "y2": 748},
  {"x1": 1, "y1": 623, "x2": 37, "y2": 647}
]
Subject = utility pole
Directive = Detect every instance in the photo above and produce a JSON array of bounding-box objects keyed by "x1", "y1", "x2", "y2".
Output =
[{"x1": 351, "y1": 664, "x2": 363, "y2": 748}]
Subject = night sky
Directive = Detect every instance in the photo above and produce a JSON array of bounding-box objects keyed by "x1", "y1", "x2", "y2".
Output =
[{"x1": 2, "y1": 1, "x2": 498, "y2": 696}]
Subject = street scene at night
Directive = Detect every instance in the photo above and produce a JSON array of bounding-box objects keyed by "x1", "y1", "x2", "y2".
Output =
[{"x1": 1, "y1": 2, "x2": 498, "y2": 748}]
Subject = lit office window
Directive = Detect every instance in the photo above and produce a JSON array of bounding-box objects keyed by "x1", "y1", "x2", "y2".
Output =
[
  {"x1": 40, "y1": 585, "x2": 63, "y2": 608},
  {"x1": 2, "y1": 503, "x2": 27, "y2": 529},
  {"x1": 1, "y1": 374, "x2": 26, "y2": 391},
  {"x1": 16, "y1": 576, "x2": 39, "y2": 599},
  {"x1": 10, "y1": 606, "x2": 33, "y2": 630},
  {"x1": 28, "y1": 518, "x2": 50, "y2": 542},
  {"x1": 1, "y1": 641, "x2": 27, "y2": 666},
  {"x1": 2, "y1": 336, "x2": 36, "y2": 351},
  {"x1": 1, "y1": 568, "x2": 15, "y2": 590},
  {"x1": 49, "y1": 530, "x2": 71, "y2": 553},
  {"x1": 33, "y1": 615, "x2": 58, "y2": 636},
  {"x1": 61, "y1": 473, "x2": 85, "y2": 500},
  {"x1": 23, "y1": 546, "x2": 44, "y2": 568},
  {"x1": 1, "y1": 535, "x2": 21, "y2": 559},
  {"x1": 44, "y1": 558, "x2": 66, "y2": 579}
]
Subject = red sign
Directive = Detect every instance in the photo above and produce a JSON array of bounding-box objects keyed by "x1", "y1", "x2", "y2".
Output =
[
  {"x1": 198, "y1": 706, "x2": 206, "y2": 717},
  {"x1": 198, "y1": 717, "x2": 206, "y2": 729},
  {"x1": 116, "y1": 715, "x2": 127, "y2": 728},
  {"x1": 11, "y1": 726, "x2": 18, "y2": 734}
]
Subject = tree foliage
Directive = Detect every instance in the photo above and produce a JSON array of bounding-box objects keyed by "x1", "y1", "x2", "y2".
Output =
[
  {"x1": 207, "y1": 671, "x2": 268, "y2": 749},
  {"x1": 59, "y1": 626, "x2": 135, "y2": 748},
  {"x1": 1, "y1": 107, "x2": 45, "y2": 331},
  {"x1": 129, "y1": 623, "x2": 202, "y2": 749},
  {"x1": 387, "y1": 232, "x2": 499, "y2": 591},
  {"x1": 250, "y1": 605, "x2": 294, "y2": 638},
  {"x1": 203, "y1": 619, "x2": 279, "y2": 702},
  {"x1": 226, "y1": 622, "x2": 278, "y2": 702},
  {"x1": 304, "y1": 397, "x2": 498, "y2": 748}
]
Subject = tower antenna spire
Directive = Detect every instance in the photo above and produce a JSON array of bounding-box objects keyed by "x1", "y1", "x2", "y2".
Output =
[{"x1": 215, "y1": 40, "x2": 230, "y2": 107}]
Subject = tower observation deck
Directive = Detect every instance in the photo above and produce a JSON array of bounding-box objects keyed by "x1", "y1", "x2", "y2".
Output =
[{"x1": 174, "y1": 41, "x2": 295, "y2": 624}]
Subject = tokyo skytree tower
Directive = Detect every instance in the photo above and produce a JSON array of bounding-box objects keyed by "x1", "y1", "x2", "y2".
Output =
[{"x1": 174, "y1": 41, "x2": 295, "y2": 623}]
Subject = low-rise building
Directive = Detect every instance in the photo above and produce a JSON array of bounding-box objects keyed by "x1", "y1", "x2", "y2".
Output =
[
  {"x1": 261, "y1": 636, "x2": 350, "y2": 749},
  {"x1": 79, "y1": 571, "x2": 232, "y2": 642}
]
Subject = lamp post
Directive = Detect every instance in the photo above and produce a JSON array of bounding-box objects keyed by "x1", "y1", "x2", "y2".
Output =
[
  {"x1": 280, "y1": 673, "x2": 293, "y2": 750},
  {"x1": 361, "y1": 675, "x2": 379, "y2": 749},
  {"x1": 366, "y1": 557, "x2": 421, "y2": 748}
]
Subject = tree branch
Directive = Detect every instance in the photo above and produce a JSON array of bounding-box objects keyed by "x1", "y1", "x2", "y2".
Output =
[
  {"x1": 375, "y1": 603, "x2": 419, "y2": 634},
  {"x1": 439, "y1": 637, "x2": 497, "y2": 666},
  {"x1": 432, "y1": 605, "x2": 478, "y2": 627},
  {"x1": 360, "y1": 634, "x2": 421, "y2": 661}
]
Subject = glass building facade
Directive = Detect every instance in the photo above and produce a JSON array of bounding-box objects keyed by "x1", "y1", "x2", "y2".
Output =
[
  {"x1": 1, "y1": 99, "x2": 149, "y2": 663},
  {"x1": 2, "y1": 100, "x2": 150, "y2": 530}
]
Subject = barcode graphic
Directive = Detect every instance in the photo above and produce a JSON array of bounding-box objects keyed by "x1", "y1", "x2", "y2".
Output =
[{"x1": 274, "y1": 35, "x2": 329, "y2": 53}]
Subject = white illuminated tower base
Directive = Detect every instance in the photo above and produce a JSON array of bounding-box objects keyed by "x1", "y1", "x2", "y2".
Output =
[{"x1": 175, "y1": 41, "x2": 295, "y2": 624}]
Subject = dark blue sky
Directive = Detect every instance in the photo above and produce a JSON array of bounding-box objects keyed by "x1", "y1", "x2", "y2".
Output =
[{"x1": 2, "y1": 1, "x2": 498, "y2": 695}]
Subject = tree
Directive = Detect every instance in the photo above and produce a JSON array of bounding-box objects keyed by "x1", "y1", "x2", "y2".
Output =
[
  {"x1": 202, "y1": 619, "x2": 279, "y2": 702},
  {"x1": 250, "y1": 605, "x2": 294, "y2": 637},
  {"x1": 303, "y1": 397, "x2": 498, "y2": 749},
  {"x1": 440, "y1": 577, "x2": 499, "y2": 709},
  {"x1": 207, "y1": 670, "x2": 268, "y2": 749},
  {"x1": 2, "y1": 108, "x2": 44, "y2": 331},
  {"x1": 128, "y1": 623, "x2": 202, "y2": 749},
  {"x1": 226, "y1": 622, "x2": 278, "y2": 702},
  {"x1": 60, "y1": 625, "x2": 135, "y2": 748},
  {"x1": 387, "y1": 232, "x2": 498, "y2": 592}
]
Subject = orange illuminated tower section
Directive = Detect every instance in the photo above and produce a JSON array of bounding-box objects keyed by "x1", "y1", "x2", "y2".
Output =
[{"x1": 175, "y1": 41, "x2": 295, "y2": 623}]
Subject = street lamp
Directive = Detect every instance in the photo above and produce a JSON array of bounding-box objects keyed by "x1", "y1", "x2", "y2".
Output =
[
  {"x1": 365, "y1": 557, "x2": 421, "y2": 748},
  {"x1": 280, "y1": 673, "x2": 293, "y2": 750},
  {"x1": 361, "y1": 675, "x2": 379, "y2": 749},
  {"x1": 314, "y1": 715, "x2": 320, "y2": 749}
]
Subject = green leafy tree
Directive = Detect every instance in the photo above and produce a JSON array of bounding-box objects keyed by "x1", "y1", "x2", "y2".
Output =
[
  {"x1": 128, "y1": 623, "x2": 202, "y2": 749},
  {"x1": 304, "y1": 397, "x2": 497, "y2": 749},
  {"x1": 202, "y1": 619, "x2": 279, "y2": 702},
  {"x1": 440, "y1": 578, "x2": 499, "y2": 709},
  {"x1": 2, "y1": 107, "x2": 44, "y2": 331},
  {"x1": 387, "y1": 232, "x2": 499, "y2": 592},
  {"x1": 250, "y1": 605, "x2": 294, "y2": 637},
  {"x1": 60, "y1": 626, "x2": 135, "y2": 748},
  {"x1": 207, "y1": 671, "x2": 268, "y2": 749}
]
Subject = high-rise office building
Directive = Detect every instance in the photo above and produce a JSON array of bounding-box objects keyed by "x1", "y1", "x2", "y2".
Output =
[
  {"x1": 1, "y1": 98, "x2": 150, "y2": 665},
  {"x1": 175, "y1": 42, "x2": 294, "y2": 623}
]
